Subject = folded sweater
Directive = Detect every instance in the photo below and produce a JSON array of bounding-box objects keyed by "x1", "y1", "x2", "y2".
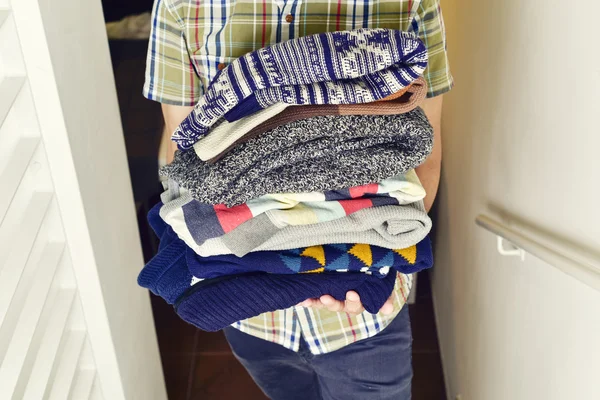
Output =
[
  {"x1": 163, "y1": 110, "x2": 433, "y2": 207},
  {"x1": 172, "y1": 28, "x2": 427, "y2": 149},
  {"x1": 137, "y1": 206, "x2": 433, "y2": 331},
  {"x1": 185, "y1": 237, "x2": 434, "y2": 280},
  {"x1": 194, "y1": 77, "x2": 427, "y2": 162},
  {"x1": 159, "y1": 189, "x2": 431, "y2": 257},
  {"x1": 159, "y1": 171, "x2": 424, "y2": 255}
]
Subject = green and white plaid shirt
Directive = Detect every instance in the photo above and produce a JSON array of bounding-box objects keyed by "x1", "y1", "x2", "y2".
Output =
[{"x1": 144, "y1": 0, "x2": 452, "y2": 354}]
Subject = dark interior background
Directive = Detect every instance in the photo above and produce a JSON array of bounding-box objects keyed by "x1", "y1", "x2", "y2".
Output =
[{"x1": 102, "y1": 0, "x2": 153, "y2": 22}]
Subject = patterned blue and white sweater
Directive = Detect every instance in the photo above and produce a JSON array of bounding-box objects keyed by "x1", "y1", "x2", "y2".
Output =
[{"x1": 173, "y1": 28, "x2": 427, "y2": 149}]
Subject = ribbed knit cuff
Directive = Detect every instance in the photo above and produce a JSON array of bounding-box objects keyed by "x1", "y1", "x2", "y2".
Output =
[
  {"x1": 137, "y1": 224, "x2": 192, "y2": 304},
  {"x1": 253, "y1": 202, "x2": 431, "y2": 252},
  {"x1": 176, "y1": 271, "x2": 396, "y2": 332}
]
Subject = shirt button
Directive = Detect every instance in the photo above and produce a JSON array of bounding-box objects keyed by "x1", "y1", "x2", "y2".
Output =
[
  {"x1": 285, "y1": 14, "x2": 294, "y2": 23},
  {"x1": 217, "y1": 63, "x2": 227, "y2": 70}
]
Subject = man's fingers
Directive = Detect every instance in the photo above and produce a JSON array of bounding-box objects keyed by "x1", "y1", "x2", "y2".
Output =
[
  {"x1": 320, "y1": 295, "x2": 345, "y2": 312},
  {"x1": 344, "y1": 291, "x2": 365, "y2": 315},
  {"x1": 301, "y1": 292, "x2": 379, "y2": 316},
  {"x1": 311, "y1": 299, "x2": 326, "y2": 309},
  {"x1": 379, "y1": 296, "x2": 395, "y2": 315},
  {"x1": 297, "y1": 299, "x2": 312, "y2": 307},
  {"x1": 298, "y1": 298, "x2": 324, "y2": 309}
]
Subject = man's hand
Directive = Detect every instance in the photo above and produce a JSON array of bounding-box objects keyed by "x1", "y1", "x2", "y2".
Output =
[
  {"x1": 298, "y1": 291, "x2": 395, "y2": 316},
  {"x1": 301, "y1": 96, "x2": 444, "y2": 314}
]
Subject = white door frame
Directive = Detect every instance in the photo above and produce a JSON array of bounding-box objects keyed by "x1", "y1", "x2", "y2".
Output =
[{"x1": 6, "y1": 0, "x2": 166, "y2": 398}]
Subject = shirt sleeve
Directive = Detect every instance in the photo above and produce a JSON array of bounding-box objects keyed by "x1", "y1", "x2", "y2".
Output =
[
  {"x1": 414, "y1": 0, "x2": 454, "y2": 97},
  {"x1": 143, "y1": 0, "x2": 201, "y2": 106}
]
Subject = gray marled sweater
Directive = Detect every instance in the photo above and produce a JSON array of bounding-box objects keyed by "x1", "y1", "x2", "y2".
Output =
[{"x1": 161, "y1": 109, "x2": 433, "y2": 207}]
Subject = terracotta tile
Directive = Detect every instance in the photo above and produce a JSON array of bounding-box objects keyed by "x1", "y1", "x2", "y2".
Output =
[
  {"x1": 151, "y1": 294, "x2": 199, "y2": 356},
  {"x1": 189, "y1": 354, "x2": 267, "y2": 400}
]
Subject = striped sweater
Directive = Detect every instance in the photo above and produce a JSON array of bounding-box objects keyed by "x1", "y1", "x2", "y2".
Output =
[{"x1": 172, "y1": 28, "x2": 427, "y2": 149}]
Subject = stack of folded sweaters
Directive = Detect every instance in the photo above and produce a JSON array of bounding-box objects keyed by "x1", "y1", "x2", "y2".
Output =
[{"x1": 138, "y1": 28, "x2": 435, "y2": 332}]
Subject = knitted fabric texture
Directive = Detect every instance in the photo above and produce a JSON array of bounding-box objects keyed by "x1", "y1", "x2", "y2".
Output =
[
  {"x1": 137, "y1": 202, "x2": 194, "y2": 304},
  {"x1": 206, "y1": 85, "x2": 426, "y2": 163},
  {"x1": 162, "y1": 109, "x2": 433, "y2": 207},
  {"x1": 158, "y1": 194, "x2": 431, "y2": 257},
  {"x1": 172, "y1": 29, "x2": 427, "y2": 149},
  {"x1": 138, "y1": 209, "x2": 433, "y2": 331},
  {"x1": 137, "y1": 209, "x2": 410, "y2": 331},
  {"x1": 159, "y1": 171, "x2": 424, "y2": 255},
  {"x1": 150, "y1": 206, "x2": 432, "y2": 280},
  {"x1": 207, "y1": 79, "x2": 427, "y2": 163},
  {"x1": 193, "y1": 103, "x2": 290, "y2": 162},
  {"x1": 177, "y1": 269, "x2": 398, "y2": 331},
  {"x1": 138, "y1": 212, "x2": 397, "y2": 329},
  {"x1": 193, "y1": 77, "x2": 426, "y2": 162},
  {"x1": 220, "y1": 202, "x2": 431, "y2": 257},
  {"x1": 186, "y1": 237, "x2": 434, "y2": 280}
]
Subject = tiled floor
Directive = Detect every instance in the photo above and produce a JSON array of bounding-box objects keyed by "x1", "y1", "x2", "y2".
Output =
[{"x1": 111, "y1": 40, "x2": 446, "y2": 400}]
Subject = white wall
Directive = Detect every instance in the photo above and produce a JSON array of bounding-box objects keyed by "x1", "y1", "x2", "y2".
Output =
[
  {"x1": 433, "y1": 0, "x2": 600, "y2": 399},
  {"x1": 8, "y1": 0, "x2": 167, "y2": 398}
]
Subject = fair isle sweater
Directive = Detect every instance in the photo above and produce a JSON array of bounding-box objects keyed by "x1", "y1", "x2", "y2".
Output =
[{"x1": 172, "y1": 28, "x2": 427, "y2": 149}]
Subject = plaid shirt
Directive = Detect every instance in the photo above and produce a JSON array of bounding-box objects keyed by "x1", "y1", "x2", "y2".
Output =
[{"x1": 144, "y1": 0, "x2": 452, "y2": 354}]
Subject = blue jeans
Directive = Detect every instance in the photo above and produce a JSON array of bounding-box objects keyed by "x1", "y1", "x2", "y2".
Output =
[{"x1": 223, "y1": 306, "x2": 412, "y2": 400}]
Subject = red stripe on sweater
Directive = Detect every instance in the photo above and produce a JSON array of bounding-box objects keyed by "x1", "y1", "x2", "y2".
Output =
[
  {"x1": 213, "y1": 203, "x2": 253, "y2": 233},
  {"x1": 338, "y1": 198, "x2": 373, "y2": 215},
  {"x1": 348, "y1": 182, "x2": 379, "y2": 198}
]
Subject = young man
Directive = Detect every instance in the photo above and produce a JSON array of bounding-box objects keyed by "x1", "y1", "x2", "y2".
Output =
[{"x1": 144, "y1": 1, "x2": 452, "y2": 398}]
